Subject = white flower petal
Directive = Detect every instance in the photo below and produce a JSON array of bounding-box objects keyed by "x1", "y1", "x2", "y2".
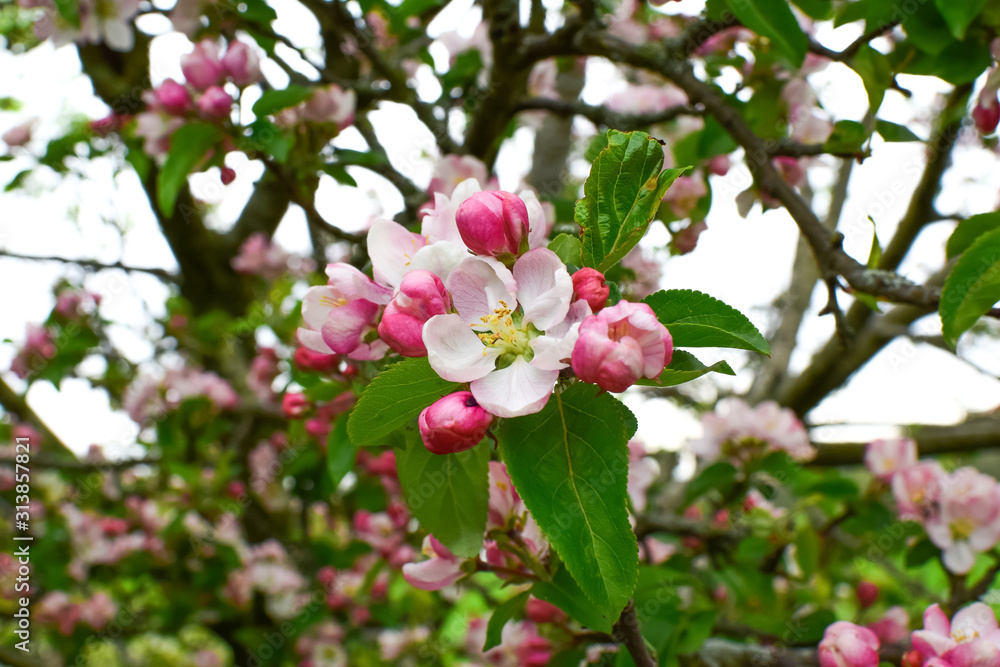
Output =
[
  {"x1": 424, "y1": 314, "x2": 499, "y2": 382},
  {"x1": 409, "y1": 241, "x2": 470, "y2": 284},
  {"x1": 513, "y1": 248, "x2": 572, "y2": 331},
  {"x1": 519, "y1": 188, "x2": 548, "y2": 249},
  {"x1": 368, "y1": 219, "x2": 427, "y2": 289},
  {"x1": 471, "y1": 356, "x2": 557, "y2": 418},
  {"x1": 296, "y1": 328, "x2": 334, "y2": 354},
  {"x1": 447, "y1": 258, "x2": 517, "y2": 326},
  {"x1": 301, "y1": 286, "x2": 340, "y2": 329}
]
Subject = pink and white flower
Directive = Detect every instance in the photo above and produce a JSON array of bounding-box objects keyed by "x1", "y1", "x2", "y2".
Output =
[
  {"x1": 912, "y1": 603, "x2": 1000, "y2": 666},
  {"x1": 221, "y1": 39, "x2": 261, "y2": 87},
  {"x1": 892, "y1": 461, "x2": 946, "y2": 522},
  {"x1": 423, "y1": 249, "x2": 575, "y2": 417},
  {"x1": 487, "y1": 461, "x2": 520, "y2": 529},
  {"x1": 297, "y1": 264, "x2": 393, "y2": 361},
  {"x1": 818, "y1": 621, "x2": 880, "y2": 667},
  {"x1": 689, "y1": 398, "x2": 814, "y2": 462},
  {"x1": 923, "y1": 467, "x2": 1000, "y2": 574},
  {"x1": 402, "y1": 535, "x2": 466, "y2": 591},
  {"x1": 181, "y1": 39, "x2": 224, "y2": 90},
  {"x1": 428, "y1": 155, "x2": 491, "y2": 197},
  {"x1": 865, "y1": 438, "x2": 917, "y2": 481},
  {"x1": 867, "y1": 606, "x2": 909, "y2": 645},
  {"x1": 378, "y1": 270, "x2": 450, "y2": 357},
  {"x1": 571, "y1": 301, "x2": 672, "y2": 393}
]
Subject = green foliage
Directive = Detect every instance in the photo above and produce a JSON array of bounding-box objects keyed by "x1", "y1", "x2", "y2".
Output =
[
  {"x1": 933, "y1": 0, "x2": 987, "y2": 40},
  {"x1": 252, "y1": 86, "x2": 314, "y2": 117},
  {"x1": 396, "y1": 432, "x2": 490, "y2": 558},
  {"x1": 947, "y1": 212, "x2": 1000, "y2": 259},
  {"x1": 499, "y1": 384, "x2": 637, "y2": 627},
  {"x1": 940, "y1": 227, "x2": 1000, "y2": 346},
  {"x1": 636, "y1": 350, "x2": 736, "y2": 388},
  {"x1": 577, "y1": 130, "x2": 690, "y2": 273},
  {"x1": 326, "y1": 415, "x2": 358, "y2": 489},
  {"x1": 724, "y1": 0, "x2": 808, "y2": 67},
  {"x1": 347, "y1": 357, "x2": 460, "y2": 446},
  {"x1": 157, "y1": 123, "x2": 222, "y2": 217},
  {"x1": 684, "y1": 462, "x2": 738, "y2": 505},
  {"x1": 548, "y1": 233, "x2": 582, "y2": 268},
  {"x1": 531, "y1": 565, "x2": 615, "y2": 633},
  {"x1": 483, "y1": 591, "x2": 529, "y2": 650},
  {"x1": 643, "y1": 289, "x2": 771, "y2": 355}
]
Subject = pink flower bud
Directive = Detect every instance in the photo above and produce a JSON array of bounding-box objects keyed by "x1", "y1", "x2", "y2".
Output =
[
  {"x1": 221, "y1": 40, "x2": 261, "y2": 87},
  {"x1": 181, "y1": 40, "x2": 224, "y2": 90},
  {"x1": 282, "y1": 393, "x2": 310, "y2": 418},
  {"x1": 973, "y1": 91, "x2": 1000, "y2": 135},
  {"x1": 774, "y1": 156, "x2": 806, "y2": 187},
  {"x1": 2, "y1": 119, "x2": 34, "y2": 147},
  {"x1": 856, "y1": 581, "x2": 878, "y2": 608},
  {"x1": 198, "y1": 86, "x2": 232, "y2": 119},
  {"x1": 867, "y1": 606, "x2": 909, "y2": 644},
  {"x1": 153, "y1": 79, "x2": 191, "y2": 115},
  {"x1": 378, "y1": 270, "x2": 450, "y2": 357},
  {"x1": 227, "y1": 481, "x2": 246, "y2": 498},
  {"x1": 221, "y1": 167, "x2": 236, "y2": 185},
  {"x1": 818, "y1": 622, "x2": 880, "y2": 667},
  {"x1": 571, "y1": 301, "x2": 673, "y2": 393},
  {"x1": 418, "y1": 391, "x2": 493, "y2": 455},
  {"x1": 707, "y1": 154, "x2": 731, "y2": 176},
  {"x1": 455, "y1": 190, "x2": 530, "y2": 257},
  {"x1": 294, "y1": 347, "x2": 341, "y2": 373},
  {"x1": 526, "y1": 597, "x2": 565, "y2": 624},
  {"x1": 673, "y1": 220, "x2": 707, "y2": 255},
  {"x1": 571, "y1": 268, "x2": 609, "y2": 313}
]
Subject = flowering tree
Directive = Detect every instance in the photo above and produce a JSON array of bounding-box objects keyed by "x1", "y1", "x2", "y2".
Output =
[{"x1": 3, "y1": 0, "x2": 1000, "y2": 666}]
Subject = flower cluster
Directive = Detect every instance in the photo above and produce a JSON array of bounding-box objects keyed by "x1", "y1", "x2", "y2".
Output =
[
  {"x1": 123, "y1": 367, "x2": 239, "y2": 424},
  {"x1": 296, "y1": 179, "x2": 674, "y2": 454},
  {"x1": 820, "y1": 603, "x2": 1000, "y2": 667},
  {"x1": 689, "y1": 397, "x2": 815, "y2": 463}
]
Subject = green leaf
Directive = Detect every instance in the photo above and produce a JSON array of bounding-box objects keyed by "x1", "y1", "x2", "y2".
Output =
[
  {"x1": 322, "y1": 164, "x2": 358, "y2": 187},
  {"x1": 396, "y1": 432, "x2": 489, "y2": 558},
  {"x1": 724, "y1": 0, "x2": 808, "y2": 67},
  {"x1": 548, "y1": 234, "x2": 582, "y2": 268},
  {"x1": 577, "y1": 130, "x2": 690, "y2": 273},
  {"x1": 933, "y1": 0, "x2": 987, "y2": 40},
  {"x1": 684, "y1": 462, "x2": 738, "y2": 505},
  {"x1": 835, "y1": 0, "x2": 894, "y2": 29},
  {"x1": 484, "y1": 591, "x2": 530, "y2": 651},
  {"x1": 499, "y1": 383, "x2": 637, "y2": 625},
  {"x1": 326, "y1": 415, "x2": 357, "y2": 489},
  {"x1": 854, "y1": 46, "x2": 893, "y2": 112},
  {"x1": 795, "y1": 529, "x2": 820, "y2": 576},
  {"x1": 677, "y1": 610, "x2": 717, "y2": 654},
  {"x1": 636, "y1": 350, "x2": 736, "y2": 388},
  {"x1": 823, "y1": 120, "x2": 868, "y2": 154},
  {"x1": 157, "y1": 123, "x2": 221, "y2": 217},
  {"x1": 906, "y1": 538, "x2": 940, "y2": 568},
  {"x1": 791, "y1": 0, "x2": 832, "y2": 20},
  {"x1": 806, "y1": 477, "x2": 859, "y2": 500},
  {"x1": 614, "y1": 396, "x2": 638, "y2": 440},
  {"x1": 531, "y1": 565, "x2": 615, "y2": 633},
  {"x1": 940, "y1": 227, "x2": 1000, "y2": 346},
  {"x1": 643, "y1": 289, "x2": 771, "y2": 355},
  {"x1": 252, "y1": 85, "x2": 314, "y2": 117},
  {"x1": 867, "y1": 216, "x2": 882, "y2": 269},
  {"x1": 903, "y1": 2, "x2": 956, "y2": 55},
  {"x1": 246, "y1": 120, "x2": 292, "y2": 162},
  {"x1": 347, "y1": 358, "x2": 460, "y2": 446},
  {"x1": 55, "y1": 0, "x2": 81, "y2": 28},
  {"x1": 875, "y1": 119, "x2": 922, "y2": 142},
  {"x1": 947, "y1": 212, "x2": 1000, "y2": 259},
  {"x1": 4, "y1": 169, "x2": 31, "y2": 192}
]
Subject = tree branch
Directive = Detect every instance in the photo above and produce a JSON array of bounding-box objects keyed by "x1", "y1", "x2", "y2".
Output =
[
  {"x1": 0, "y1": 250, "x2": 179, "y2": 282},
  {"x1": 514, "y1": 97, "x2": 701, "y2": 130},
  {"x1": 0, "y1": 455, "x2": 158, "y2": 471},
  {"x1": 614, "y1": 600, "x2": 657, "y2": 667},
  {"x1": 0, "y1": 377, "x2": 74, "y2": 459}
]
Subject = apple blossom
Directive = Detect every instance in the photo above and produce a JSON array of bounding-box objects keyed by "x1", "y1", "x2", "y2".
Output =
[
  {"x1": 487, "y1": 460, "x2": 520, "y2": 529},
  {"x1": 856, "y1": 581, "x2": 878, "y2": 608},
  {"x1": 423, "y1": 250, "x2": 576, "y2": 417},
  {"x1": 150, "y1": 79, "x2": 191, "y2": 115},
  {"x1": 282, "y1": 393, "x2": 310, "y2": 418},
  {"x1": 378, "y1": 269, "x2": 450, "y2": 357},
  {"x1": 301, "y1": 84, "x2": 357, "y2": 130},
  {"x1": 181, "y1": 40, "x2": 224, "y2": 90},
  {"x1": 912, "y1": 603, "x2": 1000, "y2": 666},
  {"x1": 689, "y1": 398, "x2": 815, "y2": 462},
  {"x1": 818, "y1": 621, "x2": 880, "y2": 667},
  {"x1": 402, "y1": 535, "x2": 466, "y2": 591},
  {"x1": 2, "y1": 119, "x2": 33, "y2": 148},
  {"x1": 418, "y1": 391, "x2": 493, "y2": 454},
  {"x1": 865, "y1": 438, "x2": 918, "y2": 481},
  {"x1": 663, "y1": 175, "x2": 708, "y2": 218},
  {"x1": 455, "y1": 190, "x2": 531, "y2": 258},
  {"x1": 297, "y1": 263, "x2": 393, "y2": 360},
  {"x1": 197, "y1": 86, "x2": 232, "y2": 119},
  {"x1": 923, "y1": 467, "x2": 1000, "y2": 574},
  {"x1": 572, "y1": 267, "x2": 610, "y2": 312},
  {"x1": 673, "y1": 220, "x2": 708, "y2": 255},
  {"x1": 221, "y1": 40, "x2": 261, "y2": 86},
  {"x1": 868, "y1": 607, "x2": 910, "y2": 645},
  {"x1": 892, "y1": 461, "x2": 946, "y2": 522},
  {"x1": 428, "y1": 154, "x2": 491, "y2": 196},
  {"x1": 294, "y1": 347, "x2": 341, "y2": 373},
  {"x1": 571, "y1": 301, "x2": 673, "y2": 393},
  {"x1": 974, "y1": 90, "x2": 1000, "y2": 135}
]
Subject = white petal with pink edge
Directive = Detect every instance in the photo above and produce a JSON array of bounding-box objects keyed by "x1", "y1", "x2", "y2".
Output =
[
  {"x1": 530, "y1": 301, "x2": 592, "y2": 371},
  {"x1": 470, "y1": 356, "x2": 558, "y2": 418},
  {"x1": 512, "y1": 248, "x2": 572, "y2": 331},
  {"x1": 447, "y1": 258, "x2": 517, "y2": 327},
  {"x1": 424, "y1": 314, "x2": 500, "y2": 382},
  {"x1": 368, "y1": 219, "x2": 427, "y2": 289},
  {"x1": 301, "y1": 286, "x2": 342, "y2": 330},
  {"x1": 297, "y1": 328, "x2": 334, "y2": 354},
  {"x1": 325, "y1": 263, "x2": 393, "y2": 304}
]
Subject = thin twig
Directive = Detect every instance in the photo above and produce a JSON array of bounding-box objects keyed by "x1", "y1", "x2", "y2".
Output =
[
  {"x1": 614, "y1": 600, "x2": 657, "y2": 667},
  {"x1": 0, "y1": 250, "x2": 179, "y2": 282}
]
